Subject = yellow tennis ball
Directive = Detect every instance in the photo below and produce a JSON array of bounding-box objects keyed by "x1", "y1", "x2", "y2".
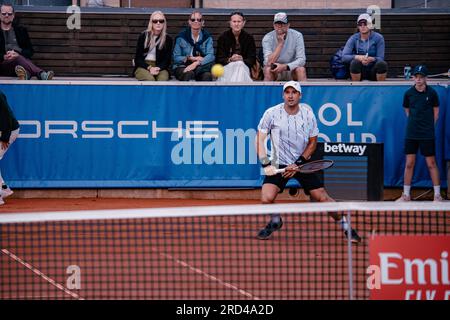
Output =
[{"x1": 211, "y1": 64, "x2": 224, "y2": 78}]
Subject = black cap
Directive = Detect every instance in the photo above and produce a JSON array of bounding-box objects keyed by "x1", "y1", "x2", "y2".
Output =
[{"x1": 412, "y1": 64, "x2": 428, "y2": 76}]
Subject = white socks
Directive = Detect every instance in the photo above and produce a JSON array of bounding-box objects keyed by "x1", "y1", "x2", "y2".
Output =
[
  {"x1": 338, "y1": 216, "x2": 349, "y2": 231},
  {"x1": 403, "y1": 185, "x2": 411, "y2": 197},
  {"x1": 271, "y1": 214, "x2": 281, "y2": 224},
  {"x1": 434, "y1": 185, "x2": 441, "y2": 196},
  {"x1": 404, "y1": 185, "x2": 440, "y2": 197}
]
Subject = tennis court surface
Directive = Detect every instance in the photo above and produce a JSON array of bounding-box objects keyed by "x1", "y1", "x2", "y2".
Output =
[{"x1": 1, "y1": 202, "x2": 449, "y2": 300}]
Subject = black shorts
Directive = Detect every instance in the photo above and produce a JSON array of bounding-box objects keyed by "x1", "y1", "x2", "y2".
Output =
[
  {"x1": 349, "y1": 60, "x2": 388, "y2": 80},
  {"x1": 263, "y1": 166, "x2": 324, "y2": 194},
  {"x1": 404, "y1": 139, "x2": 435, "y2": 157}
]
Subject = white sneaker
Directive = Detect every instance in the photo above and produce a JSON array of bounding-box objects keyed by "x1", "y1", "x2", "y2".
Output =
[
  {"x1": 1, "y1": 187, "x2": 13, "y2": 198},
  {"x1": 433, "y1": 194, "x2": 444, "y2": 202},
  {"x1": 396, "y1": 194, "x2": 411, "y2": 202},
  {"x1": 0, "y1": 196, "x2": 4, "y2": 205}
]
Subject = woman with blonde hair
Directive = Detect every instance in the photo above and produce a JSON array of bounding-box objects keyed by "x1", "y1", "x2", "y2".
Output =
[{"x1": 134, "y1": 11, "x2": 173, "y2": 81}]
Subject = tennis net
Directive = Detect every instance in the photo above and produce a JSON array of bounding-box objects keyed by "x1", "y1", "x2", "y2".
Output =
[{"x1": 1, "y1": 202, "x2": 449, "y2": 300}]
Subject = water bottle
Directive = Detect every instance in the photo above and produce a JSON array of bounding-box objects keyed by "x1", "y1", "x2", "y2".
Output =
[{"x1": 404, "y1": 64, "x2": 411, "y2": 80}]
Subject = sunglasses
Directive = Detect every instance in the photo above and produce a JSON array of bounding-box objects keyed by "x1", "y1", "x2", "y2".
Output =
[
  {"x1": 152, "y1": 19, "x2": 165, "y2": 24},
  {"x1": 1, "y1": 12, "x2": 13, "y2": 16},
  {"x1": 190, "y1": 18, "x2": 202, "y2": 22},
  {"x1": 357, "y1": 21, "x2": 368, "y2": 26}
]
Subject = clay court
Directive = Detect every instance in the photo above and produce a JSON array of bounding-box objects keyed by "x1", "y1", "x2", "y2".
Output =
[{"x1": 1, "y1": 194, "x2": 448, "y2": 300}]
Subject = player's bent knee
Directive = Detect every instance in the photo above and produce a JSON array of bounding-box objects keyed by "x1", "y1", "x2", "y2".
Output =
[
  {"x1": 261, "y1": 199, "x2": 275, "y2": 204},
  {"x1": 310, "y1": 188, "x2": 333, "y2": 202},
  {"x1": 261, "y1": 194, "x2": 276, "y2": 204}
]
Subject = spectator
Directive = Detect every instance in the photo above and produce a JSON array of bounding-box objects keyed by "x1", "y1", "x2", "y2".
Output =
[
  {"x1": 172, "y1": 11, "x2": 214, "y2": 81},
  {"x1": 0, "y1": 90, "x2": 19, "y2": 205},
  {"x1": 134, "y1": 11, "x2": 173, "y2": 81},
  {"x1": 262, "y1": 12, "x2": 307, "y2": 81},
  {"x1": 342, "y1": 13, "x2": 388, "y2": 81},
  {"x1": 215, "y1": 11, "x2": 256, "y2": 82},
  {"x1": 0, "y1": 3, "x2": 53, "y2": 80}
]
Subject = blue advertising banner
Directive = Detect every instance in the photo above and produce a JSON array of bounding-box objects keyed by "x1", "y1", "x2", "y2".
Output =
[{"x1": 0, "y1": 82, "x2": 448, "y2": 188}]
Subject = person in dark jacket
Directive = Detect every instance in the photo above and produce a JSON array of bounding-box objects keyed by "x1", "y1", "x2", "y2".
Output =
[
  {"x1": 215, "y1": 11, "x2": 256, "y2": 82},
  {"x1": 134, "y1": 11, "x2": 173, "y2": 81},
  {"x1": 0, "y1": 3, "x2": 53, "y2": 80},
  {"x1": 0, "y1": 90, "x2": 19, "y2": 205}
]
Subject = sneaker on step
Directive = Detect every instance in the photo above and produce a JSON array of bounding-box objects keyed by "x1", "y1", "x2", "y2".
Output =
[
  {"x1": 1, "y1": 186, "x2": 13, "y2": 198},
  {"x1": 39, "y1": 70, "x2": 54, "y2": 80},
  {"x1": 396, "y1": 194, "x2": 411, "y2": 202},
  {"x1": 344, "y1": 228, "x2": 362, "y2": 244},
  {"x1": 257, "y1": 218, "x2": 283, "y2": 240},
  {"x1": 433, "y1": 194, "x2": 444, "y2": 202},
  {"x1": 15, "y1": 65, "x2": 29, "y2": 80}
]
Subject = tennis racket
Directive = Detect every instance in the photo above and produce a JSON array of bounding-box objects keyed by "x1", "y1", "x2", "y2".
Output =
[
  {"x1": 397, "y1": 72, "x2": 449, "y2": 78},
  {"x1": 274, "y1": 159, "x2": 334, "y2": 174},
  {"x1": 427, "y1": 72, "x2": 449, "y2": 78}
]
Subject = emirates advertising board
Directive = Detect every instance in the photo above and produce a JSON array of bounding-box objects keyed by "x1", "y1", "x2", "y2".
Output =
[{"x1": 369, "y1": 235, "x2": 450, "y2": 300}]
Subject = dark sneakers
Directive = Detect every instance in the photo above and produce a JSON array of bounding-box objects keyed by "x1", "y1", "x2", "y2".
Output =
[
  {"x1": 257, "y1": 219, "x2": 361, "y2": 243},
  {"x1": 257, "y1": 218, "x2": 283, "y2": 240},
  {"x1": 344, "y1": 228, "x2": 362, "y2": 243}
]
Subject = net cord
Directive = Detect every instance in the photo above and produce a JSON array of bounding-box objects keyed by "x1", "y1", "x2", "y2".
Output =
[{"x1": 0, "y1": 201, "x2": 449, "y2": 224}]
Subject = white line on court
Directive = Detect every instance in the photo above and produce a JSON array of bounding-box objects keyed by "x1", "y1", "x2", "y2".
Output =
[
  {"x1": 1, "y1": 248, "x2": 84, "y2": 300},
  {"x1": 154, "y1": 248, "x2": 259, "y2": 300}
]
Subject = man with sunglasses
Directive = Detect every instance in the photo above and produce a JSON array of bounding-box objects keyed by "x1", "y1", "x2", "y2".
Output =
[
  {"x1": 262, "y1": 12, "x2": 307, "y2": 81},
  {"x1": 342, "y1": 13, "x2": 388, "y2": 81},
  {"x1": 0, "y1": 4, "x2": 53, "y2": 80},
  {"x1": 172, "y1": 10, "x2": 214, "y2": 81}
]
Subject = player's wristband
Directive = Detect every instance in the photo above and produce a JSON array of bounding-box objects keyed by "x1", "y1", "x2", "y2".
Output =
[
  {"x1": 295, "y1": 155, "x2": 307, "y2": 166},
  {"x1": 260, "y1": 157, "x2": 271, "y2": 168}
]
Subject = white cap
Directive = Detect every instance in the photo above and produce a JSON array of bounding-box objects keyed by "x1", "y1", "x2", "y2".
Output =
[
  {"x1": 274, "y1": 12, "x2": 288, "y2": 24},
  {"x1": 357, "y1": 13, "x2": 372, "y2": 24},
  {"x1": 283, "y1": 81, "x2": 301, "y2": 93}
]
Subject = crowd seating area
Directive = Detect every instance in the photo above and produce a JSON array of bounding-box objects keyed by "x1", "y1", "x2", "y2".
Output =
[{"x1": 12, "y1": 7, "x2": 450, "y2": 79}]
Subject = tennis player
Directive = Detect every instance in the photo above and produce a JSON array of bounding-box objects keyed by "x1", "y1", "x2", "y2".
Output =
[{"x1": 256, "y1": 81, "x2": 361, "y2": 242}]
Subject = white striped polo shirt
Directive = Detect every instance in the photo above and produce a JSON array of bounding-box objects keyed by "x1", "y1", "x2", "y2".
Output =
[{"x1": 258, "y1": 103, "x2": 319, "y2": 165}]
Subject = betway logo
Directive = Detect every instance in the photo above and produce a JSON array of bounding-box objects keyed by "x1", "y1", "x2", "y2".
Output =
[{"x1": 324, "y1": 142, "x2": 366, "y2": 156}]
